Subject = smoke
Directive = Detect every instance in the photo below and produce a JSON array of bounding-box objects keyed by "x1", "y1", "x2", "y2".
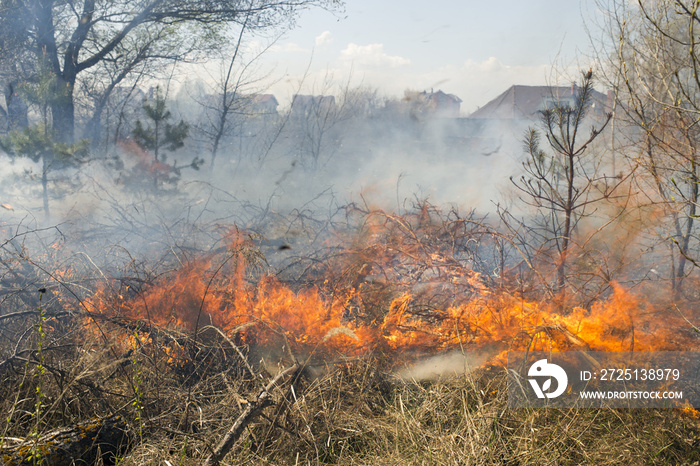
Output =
[
  {"x1": 394, "y1": 350, "x2": 493, "y2": 381},
  {"x1": 184, "y1": 111, "x2": 528, "y2": 216},
  {"x1": 0, "y1": 79, "x2": 637, "y2": 303}
]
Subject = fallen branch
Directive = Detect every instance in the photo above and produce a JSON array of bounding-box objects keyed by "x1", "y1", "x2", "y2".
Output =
[
  {"x1": 0, "y1": 414, "x2": 131, "y2": 465},
  {"x1": 203, "y1": 363, "x2": 300, "y2": 466}
]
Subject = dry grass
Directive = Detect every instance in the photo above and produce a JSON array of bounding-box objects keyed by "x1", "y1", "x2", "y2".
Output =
[
  {"x1": 95, "y1": 353, "x2": 700, "y2": 464},
  {"x1": 1, "y1": 312, "x2": 699, "y2": 465}
]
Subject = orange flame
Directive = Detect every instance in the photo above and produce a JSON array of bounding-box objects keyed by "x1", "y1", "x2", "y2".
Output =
[
  {"x1": 83, "y1": 242, "x2": 699, "y2": 367},
  {"x1": 78, "y1": 200, "x2": 700, "y2": 368}
]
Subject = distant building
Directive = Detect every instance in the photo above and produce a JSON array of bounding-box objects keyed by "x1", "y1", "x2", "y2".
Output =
[
  {"x1": 422, "y1": 90, "x2": 462, "y2": 117},
  {"x1": 291, "y1": 95, "x2": 336, "y2": 117},
  {"x1": 393, "y1": 89, "x2": 462, "y2": 119},
  {"x1": 248, "y1": 94, "x2": 279, "y2": 116},
  {"x1": 429, "y1": 83, "x2": 615, "y2": 162},
  {"x1": 468, "y1": 84, "x2": 611, "y2": 120}
]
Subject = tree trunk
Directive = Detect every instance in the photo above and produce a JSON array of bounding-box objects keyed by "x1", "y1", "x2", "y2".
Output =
[
  {"x1": 4, "y1": 81, "x2": 29, "y2": 131},
  {"x1": 41, "y1": 155, "x2": 50, "y2": 220},
  {"x1": 84, "y1": 102, "x2": 105, "y2": 148},
  {"x1": 34, "y1": 0, "x2": 75, "y2": 142},
  {"x1": 51, "y1": 92, "x2": 75, "y2": 143},
  {"x1": 676, "y1": 149, "x2": 699, "y2": 288},
  {"x1": 557, "y1": 152, "x2": 575, "y2": 294}
]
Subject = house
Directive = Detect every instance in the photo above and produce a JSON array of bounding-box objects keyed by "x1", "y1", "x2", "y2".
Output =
[
  {"x1": 431, "y1": 83, "x2": 616, "y2": 173},
  {"x1": 468, "y1": 84, "x2": 611, "y2": 120},
  {"x1": 248, "y1": 94, "x2": 279, "y2": 116},
  {"x1": 423, "y1": 90, "x2": 462, "y2": 117},
  {"x1": 399, "y1": 89, "x2": 462, "y2": 118},
  {"x1": 291, "y1": 95, "x2": 336, "y2": 117}
]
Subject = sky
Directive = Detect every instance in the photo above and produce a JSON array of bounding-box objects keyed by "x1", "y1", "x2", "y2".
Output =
[{"x1": 246, "y1": 0, "x2": 603, "y2": 114}]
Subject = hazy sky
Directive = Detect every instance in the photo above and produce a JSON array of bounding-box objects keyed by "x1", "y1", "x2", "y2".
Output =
[{"x1": 254, "y1": 0, "x2": 601, "y2": 114}]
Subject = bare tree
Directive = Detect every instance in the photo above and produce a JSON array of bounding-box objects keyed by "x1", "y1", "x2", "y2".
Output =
[
  {"x1": 596, "y1": 0, "x2": 700, "y2": 292},
  {"x1": 80, "y1": 29, "x2": 183, "y2": 146},
  {"x1": 288, "y1": 73, "x2": 371, "y2": 168},
  {"x1": 200, "y1": 18, "x2": 280, "y2": 169}
]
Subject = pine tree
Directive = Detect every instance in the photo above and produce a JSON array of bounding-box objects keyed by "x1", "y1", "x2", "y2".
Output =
[
  {"x1": 132, "y1": 86, "x2": 190, "y2": 163},
  {"x1": 1, "y1": 125, "x2": 88, "y2": 219},
  {"x1": 0, "y1": 66, "x2": 88, "y2": 220},
  {"x1": 130, "y1": 86, "x2": 201, "y2": 189}
]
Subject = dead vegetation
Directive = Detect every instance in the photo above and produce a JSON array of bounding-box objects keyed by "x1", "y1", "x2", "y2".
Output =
[
  {"x1": 3, "y1": 340, "x2": 698, "y2": 465},
  {"x1": 1, "y1": 200, "x2": 700, "y2": 465}
]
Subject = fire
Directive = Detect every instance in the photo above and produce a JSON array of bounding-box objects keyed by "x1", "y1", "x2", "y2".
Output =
[
  {"x1": 76, "y1": 203, "x2": 700, "y2": 368},
  {"x1": 82, "y1": 230, "x2": 700, "y2": 367},
  {"x1": 678, "y1": 401, "x2": 700, "y2": 419},
  {"x1": 116, "y1": 139, "x2": 173, "y2": 185}
]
